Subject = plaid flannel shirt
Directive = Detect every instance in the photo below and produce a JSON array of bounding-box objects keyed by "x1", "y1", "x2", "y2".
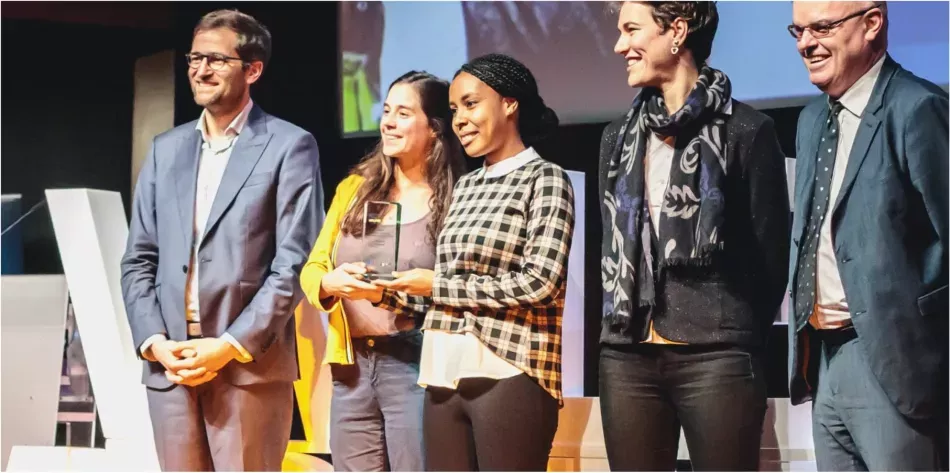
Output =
[{"x1": 379, "y1": 152, "x2": 575, "y2": 402}]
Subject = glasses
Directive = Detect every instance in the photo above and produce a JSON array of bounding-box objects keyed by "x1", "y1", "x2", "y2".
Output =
[
  {"x1": 787, "y1": 5, "x2": 879, "y2": 40},
  {"x1": 185, "y1": 52, "x2": 246, "y2": 71}
]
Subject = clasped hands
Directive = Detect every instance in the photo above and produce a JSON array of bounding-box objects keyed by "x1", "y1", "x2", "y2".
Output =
[
  {"x1": 146, "y1": 337, "x2": 241, "y2": 387},
  {"x1": 321, "y1": 262, "x2": 434, "y2": 300}
]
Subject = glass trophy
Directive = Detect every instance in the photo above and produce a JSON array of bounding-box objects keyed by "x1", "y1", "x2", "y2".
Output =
[{"x1": 361, "y1": 200, "x2": 401, "y2": 281}]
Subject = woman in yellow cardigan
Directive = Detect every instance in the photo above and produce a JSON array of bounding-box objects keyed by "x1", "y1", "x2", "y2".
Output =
[{"x1": 300, "y1": 71, "x2": 464, "y2": 472}]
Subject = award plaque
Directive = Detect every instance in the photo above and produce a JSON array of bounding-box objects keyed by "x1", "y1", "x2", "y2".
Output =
[{"x1": 361, "y1": 200, "x2": 402, "y2": 281}]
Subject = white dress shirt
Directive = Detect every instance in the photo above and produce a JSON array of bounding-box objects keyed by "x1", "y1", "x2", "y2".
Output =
[
  {"x1": 810, "y1": 56, "x2": 886, "y2": 329},
  {"x1": 140, "y1": 100, "x2": 255, "y2": 361}
]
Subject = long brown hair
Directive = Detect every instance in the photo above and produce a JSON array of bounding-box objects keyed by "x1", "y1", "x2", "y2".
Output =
[{"x1": 340, "y1": 71, "x2": 465, "y2": 244}]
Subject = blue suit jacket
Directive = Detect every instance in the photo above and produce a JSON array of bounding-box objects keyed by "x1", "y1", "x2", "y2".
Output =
[
  {"x1": 121, "y1": 105, "x2": 323, "y2": 389},
  {"x1": 788, "y1": 56, "x2": 948, "y2": 420}
]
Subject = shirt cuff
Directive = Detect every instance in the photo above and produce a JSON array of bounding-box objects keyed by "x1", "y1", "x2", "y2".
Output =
[
  {"x1": 222, "y1": 333, "x2": 254, "y2": 363},
  {"x1": 139, "y1": 334, "x2": 168, "y2": 362}
]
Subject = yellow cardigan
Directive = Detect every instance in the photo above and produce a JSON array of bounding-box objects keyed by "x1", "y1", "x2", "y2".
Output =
[{"x1": 300, "y1": 174, "x2": 365, "y2": 365}]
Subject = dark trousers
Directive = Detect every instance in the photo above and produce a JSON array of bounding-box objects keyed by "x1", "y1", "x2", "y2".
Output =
[
  {"x1": 330, "y1": 332, "x2": 425, "y2": 472},
  {"x1": 599, "y1": 343, "x2": 767, "y2": 471},
  {"x1": 423, "y1": 374, "x2": 559, "y2": 471},
  {"x1": 812, "y1": 336, "x2": 947, "y2": 471}
]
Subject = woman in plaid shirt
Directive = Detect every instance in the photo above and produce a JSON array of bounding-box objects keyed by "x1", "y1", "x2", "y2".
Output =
[{"x1": 377, "y1": 54, "x2": 575, "y2": 471}]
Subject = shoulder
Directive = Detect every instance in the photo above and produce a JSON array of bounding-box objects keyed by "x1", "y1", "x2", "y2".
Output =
[
  {"x1": 724, "y1": 100, "x2": 777, "y2": 143},
  {"x1": 260, "y1": 112, "x2": 315, "y2": 144},
  {"x1": 335, "y1": 174, "x2": 365, "y2": 195},
  {"x1": 727, "y1": 100, "x2": 772, "y2": 127},
  {"x1": 884, "y1": 66, "x2": 948, "y2": 120},
  {"x1": 524, "y1": 158, "x2": 574, "y2": 196},
  {"x1": 888, "y1": 65, "x2": 947, "y2": 103},
  {"x1": 600, "y1": 114, "x2": 628, "y2": 150},
  {"x1": 602, "y1": 115, "x2": 627, "y2": 141},
  {"x1": 154, "y1": 119, "x2": 199, "y2": 147},
  {"x1": 797, "y1": 96, "x2": 828, "y2": 126}
]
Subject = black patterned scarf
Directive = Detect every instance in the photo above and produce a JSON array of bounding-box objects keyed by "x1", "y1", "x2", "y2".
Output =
[{"x1": 601, "y1": 66, "x2": 731, "y2": 328}]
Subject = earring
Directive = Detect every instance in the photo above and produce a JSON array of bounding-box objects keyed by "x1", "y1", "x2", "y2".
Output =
[{"x1": 671, "y1": 41, "x2": 680, "y2": 55}]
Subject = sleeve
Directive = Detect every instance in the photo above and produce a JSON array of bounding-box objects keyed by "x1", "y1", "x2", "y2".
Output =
[
  {"x1": 376, "y1": 289, "x2": 431, "y2": 319},
  {"x1": 743, "y1": 118, "x2": 792, "y2": 328},
  {"x1": 300, "y1": 176, "x2": 361, "y2": 312},
  {"x1": 904, "y1": 94, "x2": 949, "y2": 268},
  {"x1": 139, "y1": 334, "x2": 167, "y2": 362},
  {"x1": 120, "y1": 139, "x2": 169, "y2": 357},
  {"x1": 431, "y1": 167, "x2": 575, "y2": 310}
]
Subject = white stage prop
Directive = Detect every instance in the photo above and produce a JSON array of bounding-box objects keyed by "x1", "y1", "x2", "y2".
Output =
[
  {"x1": 1, "y1": 275, "x2": 69, "y2": 470},
  {"x1": 7, "y1": 189, "x2": 160, "y2": 471},
  {"x1": 562, "y1": 170, "x2": 586, "y2": 397}
]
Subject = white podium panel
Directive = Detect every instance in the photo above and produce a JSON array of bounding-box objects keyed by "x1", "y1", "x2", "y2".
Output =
[
  {"x1": 45, "y1": 189, "x2": 159, "y2": 470},
  {"x1": 562, "y1": 170, "x2": 586, "y2": 397},
  {"x1": 0, "y1": 275, "x2": 69, "y2": 470}
]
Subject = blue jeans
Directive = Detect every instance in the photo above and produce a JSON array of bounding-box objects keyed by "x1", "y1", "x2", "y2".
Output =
[
  {"x1": 329, "y1": 331, "x2": 425, "y2": 471},
  {"x1": 599, "y1": 343, "x2": 767, "y2": 471},
  {"x1": 813, "y1": 336, "x2": 946, "y2": 471}
]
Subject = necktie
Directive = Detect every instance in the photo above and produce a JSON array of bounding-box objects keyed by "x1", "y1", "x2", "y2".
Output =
[{"x1": 795, "y1": 101, "x2": 844, "y2": 325}]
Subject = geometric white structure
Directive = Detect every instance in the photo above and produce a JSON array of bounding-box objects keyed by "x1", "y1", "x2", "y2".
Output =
[
  {"x1": 9, "y1": 189, "x2": 161, "y2": 471},
  {"x1": 1, "y1": 275, "x2": 69, "y2": 470},
  {"x1": 561, "y1": 170, "x2": 586, "y2": 397}
]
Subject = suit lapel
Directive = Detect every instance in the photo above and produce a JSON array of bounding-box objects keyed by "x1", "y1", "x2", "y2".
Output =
[
  {"x1": 200, "y1": 106, "x2": 272, "y2": 245},
  {"x1": 831, "y1": 56, "x2": 898, "y2": 216},
  {"x1": 174, "y1": 130, "x2": 201, "y2": 251}
]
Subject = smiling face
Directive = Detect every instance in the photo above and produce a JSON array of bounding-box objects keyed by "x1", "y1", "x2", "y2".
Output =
[
  {"x1": 448, "y1": 71, "x2": 518, "y2": 159},
  {"x1": 379, "y1": 83, "x2": 436, "y2": 161},
  {"x1": 613, "y1": 2, "x2": 679, "y2": 89},
  {"x1": 792, "y1": 2, "x2": 885, "y2": 98},
  {"x1": 188, "y1": 27, "x2": 261, "y2": 113}
]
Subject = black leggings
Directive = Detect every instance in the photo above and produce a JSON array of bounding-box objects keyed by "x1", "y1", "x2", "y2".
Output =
[{"x1": 423, "y1": 374, "x2": 559, "y2": 471}]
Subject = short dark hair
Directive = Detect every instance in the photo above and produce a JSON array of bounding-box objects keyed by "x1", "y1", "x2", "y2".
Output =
[
  {"x1": 194, "y1": 10, "x2": 272, "y2": 68},
  {"x1": 607, "y1": 2, "x2": 719, "y2": 67}
]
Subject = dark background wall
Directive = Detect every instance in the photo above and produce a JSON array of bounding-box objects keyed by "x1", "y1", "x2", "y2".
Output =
[{"x1": 2, "y1": 2, "x2": 802, "y2": 397}]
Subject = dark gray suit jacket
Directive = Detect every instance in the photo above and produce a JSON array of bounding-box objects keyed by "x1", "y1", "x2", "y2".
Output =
[
  {"x1": 789, "y1": 56, "x2": 948, "y2": 420},
  {"x1": 121, "y1": 105, "x2": 323, "y2": 389}
]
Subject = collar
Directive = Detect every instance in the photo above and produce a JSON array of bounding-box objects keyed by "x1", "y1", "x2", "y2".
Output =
[
  {"x1": 478, "y1": 147, "x2": 541, "y2": 179},
  {"x1": 195, "y1": 99, "x2": 254, "y2": 144},
  {"x1": 834, "y1": 55, "x2": 885, "y2": 118}
]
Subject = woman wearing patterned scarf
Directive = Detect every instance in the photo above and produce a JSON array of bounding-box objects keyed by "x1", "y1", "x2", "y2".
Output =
[
  {"x1": 375, "y1": 53, "x2": 575, "y2": 471},
  {"x1": 599, "y1": 2, "x2": 790, "y2": 470}
]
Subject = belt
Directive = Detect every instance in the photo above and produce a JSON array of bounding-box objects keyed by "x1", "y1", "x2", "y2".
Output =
[
  {"x1": 351, "y1": 331, "x2": 421, "y2": 352},
  {"x1": 186, "y1": 321, "x2": 203, "y2": 339},
  {"x1": 812, "y1": 323, "x2": 857, "y2": 347}
]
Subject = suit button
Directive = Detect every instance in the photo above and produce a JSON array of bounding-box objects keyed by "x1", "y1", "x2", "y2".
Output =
[
  {"x1": 367, "y1": 338, "x2": 375, "y2": 348},
  {"x1": 182, "y1": 265, "x2": 188, "y2": 274}
]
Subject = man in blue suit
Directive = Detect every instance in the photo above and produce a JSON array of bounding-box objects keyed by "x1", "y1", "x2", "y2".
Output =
[
  {"x1": 787, "y1": 2, "x2": 947, "y2": 470},
  {"x1": 121, "y1": 10, "x2": 322, "y2": 471}
]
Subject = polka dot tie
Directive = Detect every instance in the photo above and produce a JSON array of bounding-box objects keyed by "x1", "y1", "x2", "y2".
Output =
[{"x1": 795, "y1": 101, "x2": 844, "y2": 323}]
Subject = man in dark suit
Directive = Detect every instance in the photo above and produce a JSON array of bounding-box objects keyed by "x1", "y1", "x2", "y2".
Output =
[
  {"x1": 121, "y1": 10, "x2": 322, "y2": 471},
  {"x1": 788, "y1": 2, "x2": 947, "y2": 470}
]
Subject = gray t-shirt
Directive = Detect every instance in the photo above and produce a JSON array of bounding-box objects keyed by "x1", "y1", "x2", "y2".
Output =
[{"x1": 334, "y1": 213, "x2": 435, "y2": 337}]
